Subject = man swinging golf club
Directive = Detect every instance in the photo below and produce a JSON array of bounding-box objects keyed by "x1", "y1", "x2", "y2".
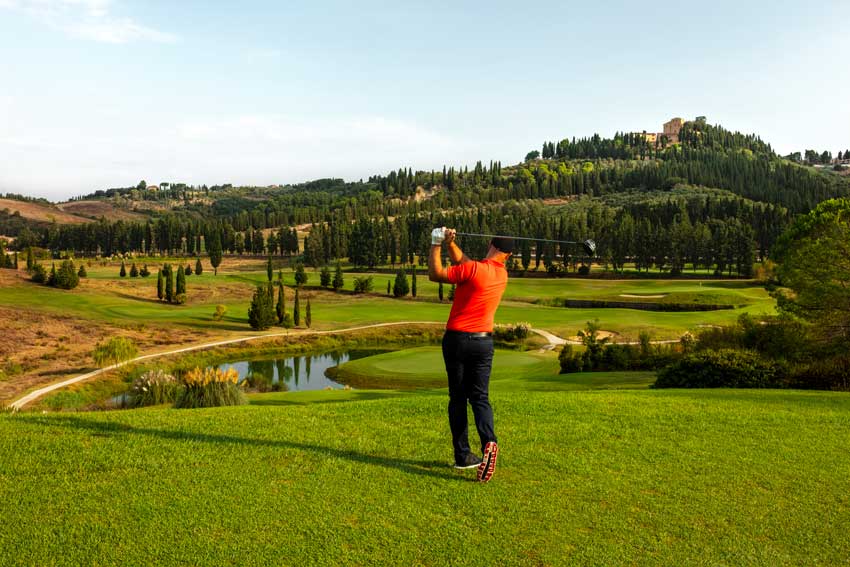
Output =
[{"x1": 428, "y1": 226, "x2": 513, "y2": 483}]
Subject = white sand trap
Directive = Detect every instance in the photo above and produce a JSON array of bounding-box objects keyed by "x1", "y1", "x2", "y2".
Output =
[{"x1": 619, "y1": 294, "x2": 666, "y2": 299}]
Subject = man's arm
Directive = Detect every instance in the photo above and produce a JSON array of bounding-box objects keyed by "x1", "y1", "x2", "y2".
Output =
[
  {"x1": 428, "y1": 243, "x2": 451, "y2": 283},
  {"x1": 446, "y1": 231, "x2": 471, "y2": 265}
]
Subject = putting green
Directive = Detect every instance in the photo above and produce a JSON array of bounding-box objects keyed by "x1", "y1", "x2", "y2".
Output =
[{"x1": 328, "y1": 346, "x2": 657, "y2": 391}]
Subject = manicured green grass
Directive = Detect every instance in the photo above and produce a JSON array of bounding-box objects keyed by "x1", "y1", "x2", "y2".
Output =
[{"x1": 1, "y1": 384, "x2": 848, "y2": 565}]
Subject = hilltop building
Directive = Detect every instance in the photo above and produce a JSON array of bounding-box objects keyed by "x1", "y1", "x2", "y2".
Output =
[{"x1": 635, "y1": 117, "x2": 686, "y2": 145}]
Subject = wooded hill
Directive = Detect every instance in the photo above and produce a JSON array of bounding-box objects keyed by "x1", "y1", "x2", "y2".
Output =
[{"x1": 6, "y1": 119, "x2": 849, "y2": 276}]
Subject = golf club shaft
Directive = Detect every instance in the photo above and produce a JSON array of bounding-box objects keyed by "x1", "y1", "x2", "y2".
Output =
[{"x1": 455, "y1": 232, "x2": 581, "y2": 246}]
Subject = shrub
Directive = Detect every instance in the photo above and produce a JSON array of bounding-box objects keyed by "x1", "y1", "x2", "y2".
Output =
[
  {"x1": 77, "y1": 264, "x2": 87, "y2": 278},
  {"x1": 353, "y1": 276, "x2": 373, "y2": 293},
  {"x1": 174, "y1": 293, "x2": 187, "y2": 305},
  {"x1": 494, "y1": 322, "x2": 531, "y2": 343},
  {"x1": 127, "y1": 369, "x2": 180, "y2": 408},
  {"x1": 130, "y1": 263, "x2": 139, "y2": 277},
  {"x1": 294, "y1": 262, "x2": 308, "y2": 287},
  {"x1": 246, "y1": 372, "x2": 274, "y2": 393},
  {"x1": 558, "y1": 345, "x2": 583, "y2": 373},
  {"x1": 393, "y1": 269, "x2": 409, "y2": 297},
  {"x1": 174, "y1": 367, "x2": 246, "y2": 409},
  {"x1": 54, "y1": 260, "x2": 79, "y2": 289},
  {"x1": 92, "y1": 336, "x2": 138, "y2": 366},
  {"x1": 654, "y1": 349, "x2": 788, "y2": 389},
  {"x1": 213, "y1": 304, "x2": 227, "y2": 321},
  {"x1": 320, "y1": 265, "x2": 331, "y2": 287},
  {"x1": 788, "y1": 355, "x2": 850, "y2": 391},
  {"x1": 31, "y1": 264, "x2": 47, "y2": 283},
  {"x1": 140, "y1": 264, "x2": 150, "y2": 277}
]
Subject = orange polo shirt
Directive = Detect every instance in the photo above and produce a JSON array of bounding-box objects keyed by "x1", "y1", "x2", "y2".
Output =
[{"x1": 445, "y1": 259, "x2": 508, "y2": 332}]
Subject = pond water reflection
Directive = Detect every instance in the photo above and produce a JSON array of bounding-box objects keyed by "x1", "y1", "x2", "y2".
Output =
[{"x1": 213, "y1": 349, "x2": 386, "y2": 392}]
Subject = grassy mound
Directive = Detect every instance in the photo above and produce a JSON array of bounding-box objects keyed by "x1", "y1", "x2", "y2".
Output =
[{"x1": 1, "y1": 386, "x2": 849, "y2": 565}]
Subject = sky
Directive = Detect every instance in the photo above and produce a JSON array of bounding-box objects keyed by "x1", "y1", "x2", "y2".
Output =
[{"x1": 1, "y1": 0, "x2": 848, "y2": 201}]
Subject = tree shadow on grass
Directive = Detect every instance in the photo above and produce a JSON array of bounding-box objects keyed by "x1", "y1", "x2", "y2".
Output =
[{"x1": 30, "y1": 415, "x2": 467, "y2": 483}]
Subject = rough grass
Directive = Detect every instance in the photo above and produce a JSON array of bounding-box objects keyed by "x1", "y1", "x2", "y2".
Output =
[{"x1": 1, "y1": 384, "x2": 848, "y2": 565}]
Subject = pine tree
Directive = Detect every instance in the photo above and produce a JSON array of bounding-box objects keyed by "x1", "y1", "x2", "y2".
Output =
[
  {"x1": 411, "y1": 265, "x2": 417, "y2": 297},
  {"x1": 130, "y1": 263, "x2": 139, "y2": 277},
  {"x1": 387, "y1": 280, "x2": 391, "y2": 295},
  {"x1": 320, "y1": 265, "x2": 331, "y2": 287},
  {"x1": 26, "y1": 247, "x2": 34, "y2": 271},
  {"x1": 393, "y1": 269, "x2": 409, "y2": 297},
  {"x1": 248, "y1": 285, "x2": 276, "y2": 330},
  {"x1": 267, "y1": 256, "x2": 273, "y2": 282},
  {"x1": 55, "y1": 260, "x2": 79, "y2": 290},
  {"x1": 157, "y1": 269, "x2": 164, "y2": 300},
  {"x1": 305, "y1": 299, "x2": 312, "y2": 328},
  {"x1": 438, "y1": 281, "x2": 444, "y2": 302},
  {"x1": 176, "y1": 265, "x2": 186, "y2": 295},
  {"x1": 195, "y1": 257, "x2": 203, "y2": 276},
  {"x1": 209, "y1": 231, "x2": 222, "y2": 275},
  {"x1": 332, "y1": 262, "x2": 344, "y2": 291},
  {"x1": 78, "y1": 264, "x2": 87, "y2": 278},
  {"x1": 119, "y1": 261, "x2": 127, "y2": 277},
  {"x1": 293, "y1": 287, "x2": 301, "y2": 326},
  {"x1": 276, "y1": 282, "x2": 285, "y2": 324}
]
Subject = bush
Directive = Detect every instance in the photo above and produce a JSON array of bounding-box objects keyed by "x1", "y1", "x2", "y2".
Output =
[
  {"x1": 127, "y1": 369, "x2": 180, "y2": 408},
  {"x1": 393, "y1": 269, "x2": 409, "y2": 297},
  {"x1": 353, "y1": 276, "x2": 373, "y2": 293},
  {"x1": 788, "y1": 355, "x2": 850, "y2": 391},
  {"x1": 213, "y1": 304, "x2": 227, "y2": 321},
  {"x1": 493, "y1": 322, "x2": 530, "y2": 343},
  {"x1": 246, "y1": 372, "x2": 274, "y2": 393},
  {"x1": 31, "y1": 264, "x2": 47, "y2": 283},
  {"x1": 174, "y1": 367, "x2": 246, "y2": 409},
  {"x1": 654, "y1": 349, "x2": 788, "y2": 389},
  {"x1": 174, "y1": 293, "x2": 187, "y2": 305},
  {"x1": 77, "y1": 264, "x2": 87, "y2": 278},
  {"x1": 320, "y1": 265, "x2": 331, "y2": 287},
  {"x1": 558, "y1": 345, "x2": 583, "y2": 373},
  {"x1": 54, "y1": 260, "x2": 79, "y2": 289}
]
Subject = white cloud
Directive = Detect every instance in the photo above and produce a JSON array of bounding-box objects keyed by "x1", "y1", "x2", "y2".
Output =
[{"x1": 0, "y1": 0, "x2": 177, "y2": 43}]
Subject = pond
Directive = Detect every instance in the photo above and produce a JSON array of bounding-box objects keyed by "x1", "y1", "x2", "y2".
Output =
[{"x1": 213, "y1": 349, "x2": 388, "y2": 392}]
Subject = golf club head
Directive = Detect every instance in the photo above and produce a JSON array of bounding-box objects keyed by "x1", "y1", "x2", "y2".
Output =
[{"x1": 582, "y1": 239, "x2": 597, "y2": 256}]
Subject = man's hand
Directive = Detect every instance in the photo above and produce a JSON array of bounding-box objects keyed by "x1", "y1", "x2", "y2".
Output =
[
  {"x1": 443, "y1": 228, "x2": 456, "y2": 246},
  {"x1": 431, "y1": 227, "x2": 446, "y2": 246}
]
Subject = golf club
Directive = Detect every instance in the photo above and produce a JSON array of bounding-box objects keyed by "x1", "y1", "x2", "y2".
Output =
[{"x1": 453, "y1": 231, "x2": 597, "y2": 256}]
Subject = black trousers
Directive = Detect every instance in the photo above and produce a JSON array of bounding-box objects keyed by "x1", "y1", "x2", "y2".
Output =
[{"x1": 441, "y1": 331, "x2": 497, "y2": 460}]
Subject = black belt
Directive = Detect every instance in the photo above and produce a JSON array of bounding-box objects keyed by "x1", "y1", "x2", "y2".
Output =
[{"x1": 446, "y1": 330, "x2": 492, "y2": 338}]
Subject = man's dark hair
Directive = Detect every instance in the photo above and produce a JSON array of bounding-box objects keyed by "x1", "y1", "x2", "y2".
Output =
[{"x1": 491, "y1": 237, "x2": 514, "y2": 254}]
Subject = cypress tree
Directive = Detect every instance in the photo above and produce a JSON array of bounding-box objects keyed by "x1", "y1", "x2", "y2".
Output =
[
  {"x1": 293, "y1": 287, "x2": 301, "y2": 326},
  {"x1": 332, "y1": 262, "x2": 344, "y2": 291},
  {"x1": 157, "y1": 269, "x2": 164, "y2": 300},
  {"x1": 26, "y1": 247, "x2": 34, "y2": 271},
  {"x1": 276, "y1": 282, "x2": 285, "y2": 324},
  {"x1": 185, "y1": 263, "x2": 192, "y2": 276},
  {"x1": 305, "y1": 299, "x2": 312, "y2": 328},
  {"x1": 176, "y1": 265, "x2": 186, "y2": 295},
  {"x1": 209, "y1": 231, "x2": 222, "y2": 275},
  {"x1": 387, "y1": 280, "x2": 391, "y2": 295},
  {"x1": 13, "y1": 252, "x2": 18, "y2": 270},
  {"x1": 248, "y1": 285, "x2": 275, "y2": 330},
  {"x1": 119, "y1": 261, "x2": 127, "y2": 277},
  {"x1": 393, "y1": 269, "x2": 409, "y2": 297},
  {"x1": 438, "y1": 281, "x2": 444, "y2": 301},
  {"x1": 47, "y1": 263, "x2": 57, "y2": 287},
  {"x1": 267, "y1": 256, "x2": 273, "y2": 282},
  {"x1": 195, "y1": 257, "x2": 203, "y2": 276},
  {"x1": 411, "y1": 265, "x2": 417, "y2": 297},
  {"x1": 165, "y1": 264, "x2": 174, "y2": 302}
]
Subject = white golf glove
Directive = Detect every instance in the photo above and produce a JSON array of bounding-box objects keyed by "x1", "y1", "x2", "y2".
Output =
[{"x1": 431, "y1": 227, "x2": 446, "y2": 246}]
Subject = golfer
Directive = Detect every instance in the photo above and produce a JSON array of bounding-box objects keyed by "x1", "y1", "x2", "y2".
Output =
[{"x1": 428, "y1": 226, "x2": 513, "y2": 483}]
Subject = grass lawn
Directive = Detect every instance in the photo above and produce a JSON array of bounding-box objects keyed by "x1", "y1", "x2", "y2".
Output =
[{"x1": 1, "y1": 380, "x2": 848, "y2": 565}]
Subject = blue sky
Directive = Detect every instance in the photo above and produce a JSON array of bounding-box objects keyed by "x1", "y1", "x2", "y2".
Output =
[{"x1": 1, "y1": 0, "x2": 848, "y2": 200}]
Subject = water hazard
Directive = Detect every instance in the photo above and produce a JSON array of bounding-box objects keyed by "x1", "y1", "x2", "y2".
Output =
[{"x1": 213, "y1": 349, "x2": 386, "y2": 392}]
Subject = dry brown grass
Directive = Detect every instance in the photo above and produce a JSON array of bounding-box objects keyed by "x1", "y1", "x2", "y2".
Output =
[
  {"x1": 0, "y1": 305, "x2": 216, "y2": 404},
  {"x1": 57, "y1": 200, "x2": 149, "y2": 222},
  {"x1": 0, "y1": 198, "x2": 91, "y2": 224}
]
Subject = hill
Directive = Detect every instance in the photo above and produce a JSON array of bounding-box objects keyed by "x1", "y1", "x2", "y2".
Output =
[{"x1": 0, "y1": 198, "x2": 92, "y2": 225}]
